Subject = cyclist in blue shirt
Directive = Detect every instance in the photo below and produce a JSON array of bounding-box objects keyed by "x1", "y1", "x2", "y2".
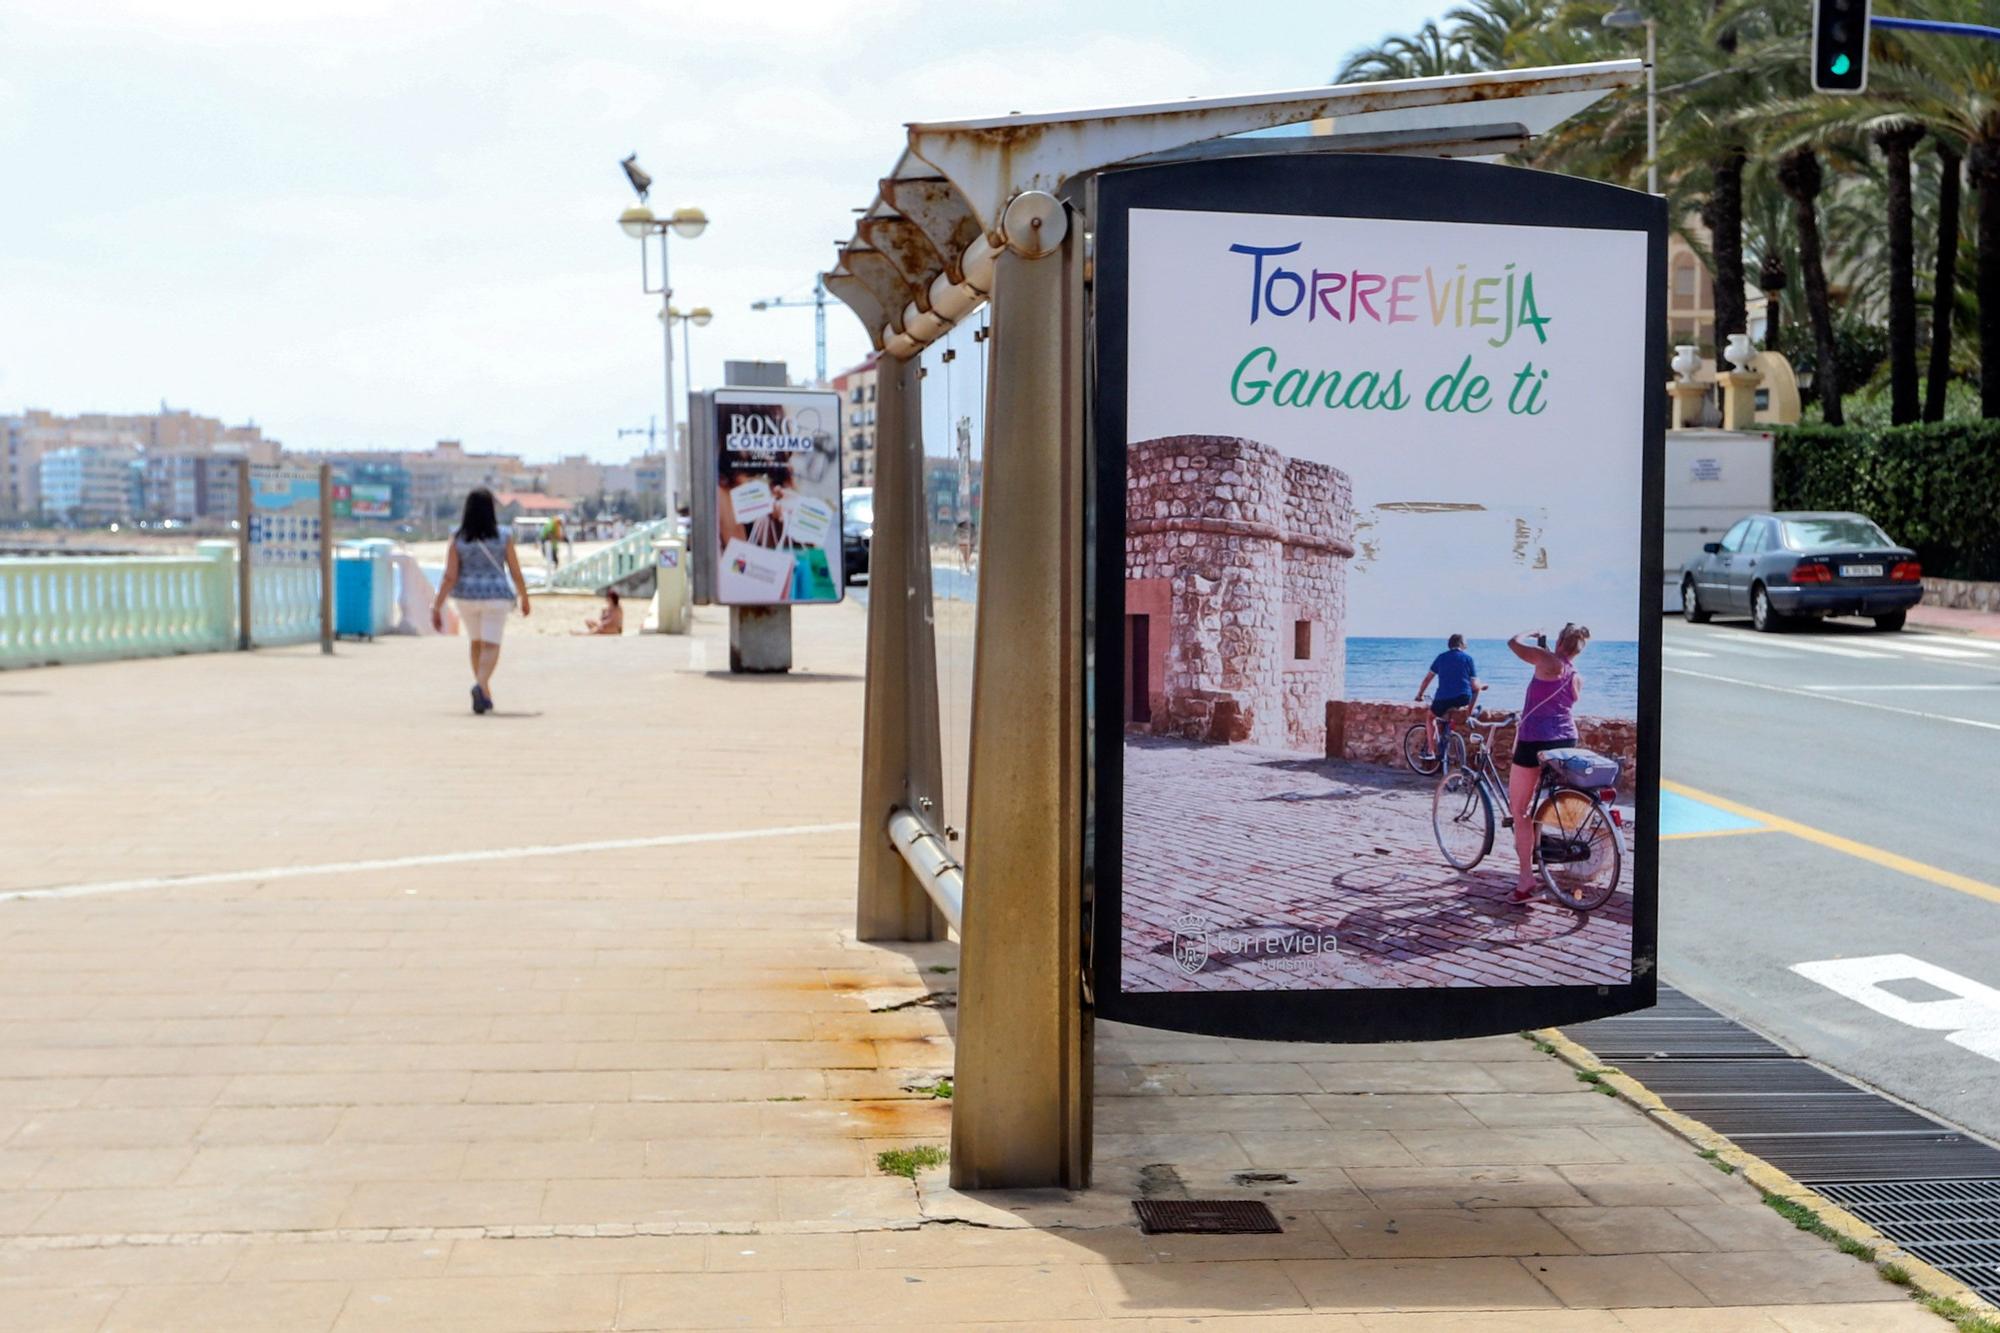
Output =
[{"x1": 1415, "y1": 633, "x2": 1484, "y2": 760}]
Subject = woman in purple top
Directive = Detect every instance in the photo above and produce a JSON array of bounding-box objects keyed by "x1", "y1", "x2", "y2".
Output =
[{"x1": 1504, "y1": 623, "x2": 1592, "y2": 904}]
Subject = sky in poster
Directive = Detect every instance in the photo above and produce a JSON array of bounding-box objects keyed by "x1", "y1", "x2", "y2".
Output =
[{"x1": 1125, "y1": 204, "x2": 1648, "y2": 642}]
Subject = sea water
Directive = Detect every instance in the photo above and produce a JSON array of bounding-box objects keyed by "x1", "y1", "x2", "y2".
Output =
[{"x1": 1344, "y1": 637, "x2": 1639, "y2": 720}]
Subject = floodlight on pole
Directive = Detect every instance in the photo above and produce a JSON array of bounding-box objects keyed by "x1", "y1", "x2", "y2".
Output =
[{"x1": 614, "y1": 157, "x2": 708, "y2": 520}]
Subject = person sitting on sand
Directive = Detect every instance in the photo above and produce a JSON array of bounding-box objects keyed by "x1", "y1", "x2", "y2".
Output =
[{"x1": 575, "y1": 589, "x2": 623, "y2": 636}]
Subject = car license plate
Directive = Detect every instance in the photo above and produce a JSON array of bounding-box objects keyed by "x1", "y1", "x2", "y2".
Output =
[{"x1": 1839, "y1": 564, "x2": 1883, "y2": 578}]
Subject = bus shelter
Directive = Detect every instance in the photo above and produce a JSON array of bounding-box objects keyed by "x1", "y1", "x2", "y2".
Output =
[{"x1": 828, "y1": 61, "x2": 1661, "y2": 1190}]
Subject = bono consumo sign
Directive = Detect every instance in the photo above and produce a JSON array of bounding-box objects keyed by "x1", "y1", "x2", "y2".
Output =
[{"x1": 1090, "y1": 152, "x2": 1666, "y2": 1042}]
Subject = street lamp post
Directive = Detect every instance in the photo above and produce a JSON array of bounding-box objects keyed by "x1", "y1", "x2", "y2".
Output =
[
  {"x1": 1604, "y1": 6, "x2": 1658, "y2": 196},
  {"x1": 618, "y1": 170, "x2": 708, "y2": 520},
  {"x1": 663, "y1": 305, "x2": 714, "y2": 403}
]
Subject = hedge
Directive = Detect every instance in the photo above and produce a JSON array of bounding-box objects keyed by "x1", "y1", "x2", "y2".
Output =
[{"x1": 1772, "y1": 421, "x2": 2000, "y2": 582}]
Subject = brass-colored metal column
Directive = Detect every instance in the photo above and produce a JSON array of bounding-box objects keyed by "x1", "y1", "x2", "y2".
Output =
[
  {"x1": 950, "y1": 192, "x2": 1090, "y2": 1189},
  {"x1": 856, "y1": 353, "x2": 947, "y2": 941}
]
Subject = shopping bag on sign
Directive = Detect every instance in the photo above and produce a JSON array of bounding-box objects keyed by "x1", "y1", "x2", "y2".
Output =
[
  {"x1": 791, "y1": 547, "x2": 838, "y2": 601},
  {"x1": 784, "y1": 496, "x2": 837, "y2": 548},
  {"x1": 729, "y1": 478, "x2": 775, "y2": 528},
  {"x1": 719, "y1": 537, "x2": 794, "y2": 603}
]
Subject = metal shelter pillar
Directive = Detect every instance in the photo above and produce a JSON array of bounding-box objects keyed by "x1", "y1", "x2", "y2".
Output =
[
  {"x1": 949, "y1": 194, "x2": 1090, "y2": 1189},
  {"x1": 856, "y1": 353, "x2": 947, "y2": 942}
]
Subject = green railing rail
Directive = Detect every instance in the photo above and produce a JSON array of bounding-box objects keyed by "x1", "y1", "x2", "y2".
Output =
[
  {"x1": 0, "y1": 542, "x2": 340, "y2": 669},
  {"x1": 0, "y1": 549, "x2": 235, "y2": 668},
  {"x1": 547, "y1": 520, "x2": 673, "y2": 593}
]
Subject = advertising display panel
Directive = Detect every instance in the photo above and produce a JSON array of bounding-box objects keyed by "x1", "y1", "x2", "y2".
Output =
[
  {"x1": 350, "y1": 483, "x2": 394, "y2": 519},
  {"x1": 704, "y1": 387, "x2": 845, "y2": 605},
  {"x1": 1091, "y1": 154, "x2": 1665, "y2": 1041}
]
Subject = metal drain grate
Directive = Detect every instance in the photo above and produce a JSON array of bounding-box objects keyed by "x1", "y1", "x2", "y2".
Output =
[
  {"x1": 1564, "y1": 989, "x2": 2000, "y2": 1304},
  {"x1": 1133, "y1": 1199, "x2": 1282, "y2": 1235}
]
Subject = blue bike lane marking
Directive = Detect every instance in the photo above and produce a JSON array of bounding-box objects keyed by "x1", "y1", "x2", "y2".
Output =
[{"x1": 1659, "y1": 788, "x2": 1769, "y2": 840}]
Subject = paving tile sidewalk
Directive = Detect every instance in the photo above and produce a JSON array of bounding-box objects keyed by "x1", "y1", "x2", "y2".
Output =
[{"x1": 0, "y1": 606, "x2": 1935, "y2": 1329}]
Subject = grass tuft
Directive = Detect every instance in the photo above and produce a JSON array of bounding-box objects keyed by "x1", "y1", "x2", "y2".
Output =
[
  {"x1": 1696, "y1": 1148, "x2": 1737, "y2": 1176},
  {"x1": 1917, "y1": 1294, "x2": 2000, "y2": 1333},
  {"x1": 876, "y1": 1145, "x2": 949, "y2": 1179}
]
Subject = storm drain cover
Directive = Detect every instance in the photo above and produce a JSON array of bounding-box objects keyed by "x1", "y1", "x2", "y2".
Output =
[{"x1": 1133, "y1": 1200, "x2": 1281, "y2": 1235}]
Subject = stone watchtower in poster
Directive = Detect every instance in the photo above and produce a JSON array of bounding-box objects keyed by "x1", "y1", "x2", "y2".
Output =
[{"x1": 1125, "y1": 434, "x2": 1354, "y2": 753}]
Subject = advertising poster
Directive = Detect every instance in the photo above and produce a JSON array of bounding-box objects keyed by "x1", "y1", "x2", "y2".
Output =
[
  {"x1": 710, "y1": 388, "x2": 844, "y2": 605},
  {"x1": 1092, "y1": 155, "x2": 1663, "y2": 1041},
  {"x1": 350, "y1": 483, "x2": 394, "y2": 519}
]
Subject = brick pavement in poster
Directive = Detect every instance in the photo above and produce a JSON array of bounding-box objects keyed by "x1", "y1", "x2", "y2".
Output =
[{"x1": 1120, "y1": 736, "x2": 1634, "y2": 993}]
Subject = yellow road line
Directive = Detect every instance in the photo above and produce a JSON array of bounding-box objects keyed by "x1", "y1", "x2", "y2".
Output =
[
  {"x1": 1659, "y1": 825, "x2": 1776, "y2": 842},
  {"x1": 1663, "y1": 778, "x2": 2000, "y2": 906}
]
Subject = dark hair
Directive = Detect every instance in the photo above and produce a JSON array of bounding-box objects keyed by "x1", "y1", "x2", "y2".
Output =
[
  {"x1": 605, "y1": 588, "x2": 621, "y2": 606},
  {"x1": 456, "y1": 487, "x2": 500, "y2": 542},
  {"x1": 1447, "y1": 633, "x2": 1466, "y2": 650}
]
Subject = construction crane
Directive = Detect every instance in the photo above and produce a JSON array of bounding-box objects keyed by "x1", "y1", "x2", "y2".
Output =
[{"x1": 749, "y1": 275, "x2": 828, "y2": 385}]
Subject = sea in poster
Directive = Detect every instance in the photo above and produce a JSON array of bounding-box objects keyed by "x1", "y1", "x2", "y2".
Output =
[{"x1": 1345, "y1": 636, "x2": 1638, "y2": 719}]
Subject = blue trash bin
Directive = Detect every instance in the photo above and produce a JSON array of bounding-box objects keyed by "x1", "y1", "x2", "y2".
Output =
[{"x1": 334, "y1": 551, "x2": 380, "y2": 639}]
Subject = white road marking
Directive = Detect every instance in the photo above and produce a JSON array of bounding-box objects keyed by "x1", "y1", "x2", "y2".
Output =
[
  {"x1": 1793, "y1": 954, "x2": 2000, "y2": 1064},
  {"x1": 1684, "y1": 638, "x2": 1787, "y2": 658},
  {"x1": 0, "y1": 822, "x2": 861, "y2": 904},
  {"x1": 1799, "y1": 683, "x2": 2000, "y2": 692},
  {"x1": 1662, "y1": 646, "x2": 1713, "y2": 659},
  {"x1": 1866, "y1": 638, "x2": 1990, "y2": 659},
  {"x1": 1665, "y1": 666, "x2": 2000, "y2": 733},
  {"x1": 687, "y1": 639, "x2": 709, "y2": 671},
  {"x1": 1760, "y1": 638, "x2": 1891, "y2": 659}
]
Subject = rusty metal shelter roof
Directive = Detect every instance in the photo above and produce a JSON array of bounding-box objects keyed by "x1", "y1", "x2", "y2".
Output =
[{"x1": 825, "y1": 60, "x2": 1642, "y2": 360}]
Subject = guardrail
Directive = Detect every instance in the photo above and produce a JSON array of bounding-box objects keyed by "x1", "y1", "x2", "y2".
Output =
[
  {"x1": 0, "y1": 549, "x2": 235, "y2": 669},
  {"x1": 548, "y1": 521, "x2": 674, "y2": 592}
]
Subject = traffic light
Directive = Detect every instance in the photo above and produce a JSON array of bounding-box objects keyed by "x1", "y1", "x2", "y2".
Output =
[{"x1": 1812, "y1": 0, "x2": 1871, "y2": 93}]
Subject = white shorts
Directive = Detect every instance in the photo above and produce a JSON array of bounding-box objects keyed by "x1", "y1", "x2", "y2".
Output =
[{"x1": 455, "y1": 598, "x2": 512, "y2": 644}]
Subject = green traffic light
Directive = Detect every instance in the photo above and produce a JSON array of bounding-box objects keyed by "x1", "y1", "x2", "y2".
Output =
[{"x1": 1830, "y1": 53, "x2": 1852, "y2": 76}]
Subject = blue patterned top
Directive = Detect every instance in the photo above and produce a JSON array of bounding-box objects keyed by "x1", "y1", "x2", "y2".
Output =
[{"x1": 453, "y1": 535, "x2": 516, "y2": 602}]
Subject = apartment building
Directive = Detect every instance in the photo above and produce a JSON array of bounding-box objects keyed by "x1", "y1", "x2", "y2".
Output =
[{"x1": 830, "y1": 353, "x2": 879, "y2": 487}]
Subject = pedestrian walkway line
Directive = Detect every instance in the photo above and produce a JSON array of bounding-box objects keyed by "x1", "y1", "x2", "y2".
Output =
[
  {"x1": 0, "y1": 822, "x2": 861, "y2": 904},
  {"x1": 1662, "y1": 779, "x2": 2000, "y2": 908},
  {"x1": 1665, "y1": 665, "x2": 2000, "y2": 733},
  {"x1": 1661, "y1": 646, "x2": 1712, "y2": 659}
]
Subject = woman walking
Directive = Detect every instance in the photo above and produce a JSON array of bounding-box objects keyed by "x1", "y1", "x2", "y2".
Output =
[
  {"x1": 430, "y1": 488, "x2": 529, "y2": 713},
  {"x1": 1504, "y1": 623, "x2": 1590, "y2": 904}
]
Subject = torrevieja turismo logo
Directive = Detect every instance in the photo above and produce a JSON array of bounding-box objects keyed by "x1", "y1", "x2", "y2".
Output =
[{"x1": 1222, "y1": 242, "x2": 1557, "y2": 419}]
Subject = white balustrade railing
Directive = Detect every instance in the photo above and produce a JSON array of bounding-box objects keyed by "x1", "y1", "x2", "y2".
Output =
[
  {"x1": 0, "y1": 549, "x2": 236, "y2": 669},
  {"x1": 548, "y1": 520, "x2": 674, "y2": 592}
]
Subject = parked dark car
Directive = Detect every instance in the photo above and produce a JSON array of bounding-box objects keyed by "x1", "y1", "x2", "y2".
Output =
[
  {"x1": 1680, "y1": 511, "x2": 1922, "y2": 632},
  {"x1": 841, "y1": 487, "x2": 873, "y2": 584}
]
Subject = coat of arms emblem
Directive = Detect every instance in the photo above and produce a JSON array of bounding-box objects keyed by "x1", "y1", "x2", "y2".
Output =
[{"x1": 1171, "y1": 913, "x2": 1212, "y2": 976}]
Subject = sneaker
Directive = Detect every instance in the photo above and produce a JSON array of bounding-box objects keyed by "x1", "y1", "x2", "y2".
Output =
[{"x1": 471, "y1": 684, "x2": 491, "y2": 714}]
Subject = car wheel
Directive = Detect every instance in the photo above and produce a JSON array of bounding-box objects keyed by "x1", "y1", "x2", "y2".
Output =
[
  {"x1": 1750, "y1": 584, "x2": 1782, "y2": 633},
  {"x1": 1873, "y1": 610, "x2": 1907, "y2": 632},
  {"x1": 1681, "y1": 577, "x2": 1710, "y2": 624}
]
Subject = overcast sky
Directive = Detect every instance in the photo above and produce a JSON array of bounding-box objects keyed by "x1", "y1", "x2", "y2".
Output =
[{"x1": 0, "y1": 0, "x2": 1448, "y2": 461}]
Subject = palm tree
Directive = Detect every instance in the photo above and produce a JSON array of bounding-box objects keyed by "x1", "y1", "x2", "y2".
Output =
[
  {"x1": 1926, "y1": 139, "x2": 1964, "y2": 421},
  {"x1": 1875, "y1": 122, "x2": 1928, "y2": 422},
  {"x1": 1778, "y1": 146, "x2": 1844, "y2": 423},
  {"x1": 1843, "y1": 6, "x2": 2000, "y2": 416},
  {"x1": 1709, "y1": 144, "x2": 1750, "y2": 363},
  {"x1": 1335, "y1": 21, "x2": 1473, "y2": 82}
]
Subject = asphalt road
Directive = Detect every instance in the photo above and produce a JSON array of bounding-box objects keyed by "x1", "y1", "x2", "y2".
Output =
[{"x1": 1659, "y1": 612, "x2": 2000, "y2": 1144}]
